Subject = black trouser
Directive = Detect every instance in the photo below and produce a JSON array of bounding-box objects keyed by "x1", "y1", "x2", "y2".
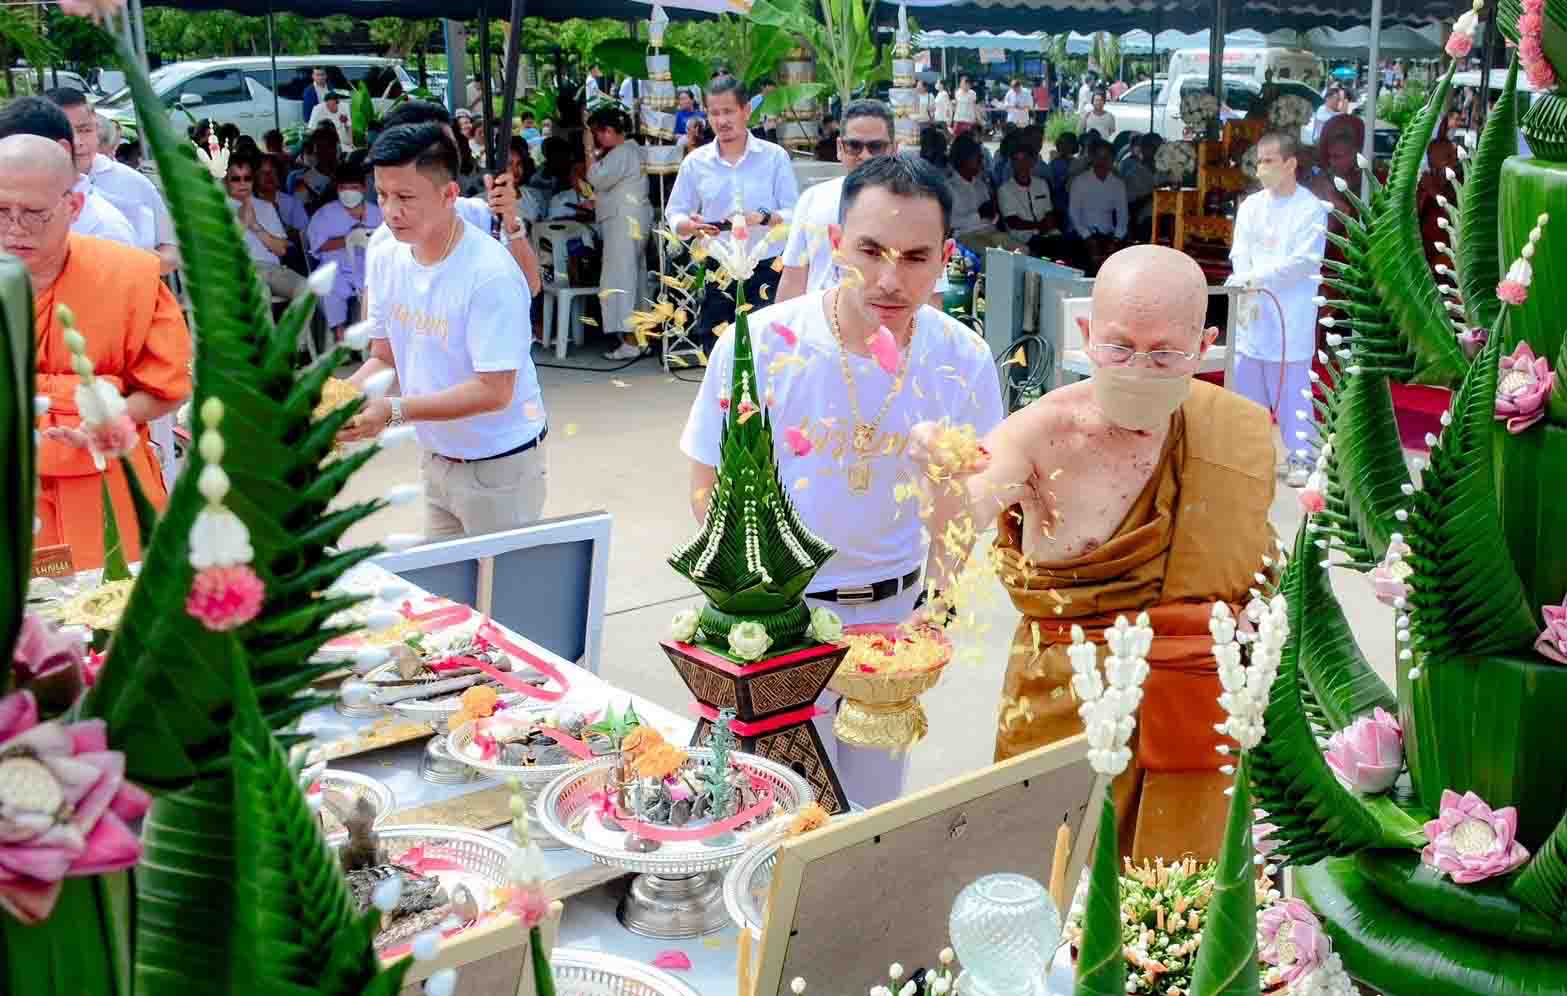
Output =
[{"x1": 696, "y1": 263, "x2": 782, "y2": 354}]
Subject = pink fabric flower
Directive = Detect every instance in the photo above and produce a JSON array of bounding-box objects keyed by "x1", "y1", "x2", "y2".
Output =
[
  {"x1": 1253, "y1": 808, "x2": 1281, "y2": 858},
  {"x1": 85, "y1": 414, "x2": 138, "y2": 460},
  {"x1": 1324, "y1": 707, "x2": 1403, "y2": 794},
  {"x1": 1446, "y1": 33, "x2": 1474, "y2": 59},
  {"x1": 12, "y1": 614, "x2": 87, "y2": 717},
  {"x1": 1369, "y1": 538, "x2": 1413, "y2": 606},
  {"x1": 1297, "y1": 488, "x2": 1325, "y2": 515},
  {"x1": 770, "y1": 321, "x2": 798, "y2": 347},
  {"x1": 1457, "y1": 328, "x2": 1488, "y2": 359},
  {"x1": 0, "y1": 691, "x2": 151, "y2": 923},
  {"x1": 1495, "y1": 341, "x2": 1555, "y2": 434},
  {"x1": 1497, "y1": 279, "x2": 1529, "y2": 306},
  {"x1": 867, "y1": 326, "x2": 900, "y2": 375},
  {"x1": 1535, "y1": 594, "x2": 1567, "y2": 664},
  {"x1": 505, "y1": 882, "x2": 551, "y2": 927},
  {"x1": 718, "y1": 394, "x2": 730, "y2": 411},
  {"x1": 185, "y1": 565, "x2": 265, "y2": 631},
  {"x1": 1258, "y1": 899, "x2": 1329, "y2": 986},
  {"x1": 784, "y1": 426, "x2": 813, "y2": 457},
  {"x1": 1421, "y1": 789, "x2": 1530, "y2": 884}
]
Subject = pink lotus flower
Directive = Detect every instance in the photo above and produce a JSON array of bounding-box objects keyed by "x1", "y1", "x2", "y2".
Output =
[
  {"x1": 867, "y1": 326, "x2": 900, "y2": 375},
  {"x1": 1495, "y1": 341, "x2": 1555, "y2": 434},
  {"x1": 1457, "y1": 328, "x2": 1488, "y2": 359},
  {"x1": 1324, "y1": 707, "x2": 1403, "y2": 794},
  {"x1": 1258, "y1": 899, "x2": 1329, "y2": 986},
  {"x1": 86, "y1": 414, "x2": 138, "y2": 461},
  {"x1": 185, "y1": 564, "x2": 265, "y2": 631},
  {"x1": 1369, "y1": 538, "x2": 1413, "y2": 606},
  {"x1": 1535, "y1": 594, "x2": 1567, "y2": 664},
  {"x1": 784, "y1": 426, "x2": 813, "y2": 457},
  {"x1": 770, "y1": 321, "x2": 798, "y2": 347},
  {"x1": 1253, "y1": 808, "x2": 1281, "y2": 858},
  {"x1": 1497, "y1": 279, "x2": 1529, "y2": 306},
  {"x1": 1421, "y1": 789, "x2": 1530, "y2": 884},
  {"x1": 0, "y1": 691, "x2": 150, "y2": 923},
  {"x1": 12, "y1": 614, "x2": 87, "y2": 716},
  {"x1": 1445, "y1": 33, "x2": 1474, "y2": 59}
]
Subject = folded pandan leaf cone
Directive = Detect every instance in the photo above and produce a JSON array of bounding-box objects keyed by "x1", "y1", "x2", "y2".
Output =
[
  {"x1": 0, "y1": 254, "x2": 35, "y2": 679},
  {"x1": 1188, "y1": 756, "x2": 1259, "y2": 996},
  {"x1": 1457, "y1": 56, "x2": 1521, "y2": 335},
  {"x1": 1072, "y1": 794, "x2": 1127, "y2": 996}
]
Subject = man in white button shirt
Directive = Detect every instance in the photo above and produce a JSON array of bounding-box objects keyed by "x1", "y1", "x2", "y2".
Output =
[
  {"x1": 1069, "y1": 139, "x2": 1130, "y2": 269},
  {"x1": 0, "y1": 97, "x2": 138, "y2": 249},
  {"x1": 997, "y1": 144, "x2": 1069, "y2": 260},
  {"x1": 682, "y1": 155, "x2": 1004, "y2": 808},
  {"x1": 1227, "y1": 131, "x2": 1328, "y2": 487},
  {"x1": 1004, "y1": 78, "x2": 1032, "y2": 128},
  {"x1": 666, "y1": 75, "x2": 799, "y2": 348},
  {"x1": 343, "y1": 122, "x2": 547, "y2": 538},
  {"x1": 946, "y1": 134, "x2": 1021, "y2": 253},
  {"x1": 48, "y1": 88, "x2": 180, "y2": 273}
]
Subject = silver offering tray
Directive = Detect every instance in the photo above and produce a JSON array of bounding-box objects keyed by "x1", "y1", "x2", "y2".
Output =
[
  {"x1": 447, "y1": 717, "x2": 603, "y2": 792},
  {"x1": 311, "y1": 768, "x2": 397, "y2": 835},
  {"x1": 360, "y1": 660, "x2": 543, "y2": 731},
  {"x1": 535, "y1": 750, "x2": 812, "y2": 939},
  {"x1": 553, "y1": 948, "x2": 702, "y2": 996},
  {"x1": 721, "y1": 837, "x2": 780, "y2": 938}
]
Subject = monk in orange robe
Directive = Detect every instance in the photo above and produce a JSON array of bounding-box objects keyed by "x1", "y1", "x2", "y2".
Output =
[
  {"x1": 920, "y1": 245, "x2": 1275, "y2": 861},
  {"x1": 1, "y1": 135, "x2": 191, "y2": 568}
]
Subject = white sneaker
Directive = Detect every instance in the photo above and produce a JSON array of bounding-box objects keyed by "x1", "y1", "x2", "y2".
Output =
[{"x1": 603, "y1": 342, "x2": 642, "y2": 360}]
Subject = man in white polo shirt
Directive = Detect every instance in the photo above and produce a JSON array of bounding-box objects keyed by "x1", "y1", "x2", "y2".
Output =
[
  {"x1": 681, "y1": 156, "x2": 1005, "y2": 809},
  {"x1": 0, "y1": 97, "x2": 138, "y2": 249},
  {"x1": 342, "y1": 122, "x2": 547, "y2": 539}
]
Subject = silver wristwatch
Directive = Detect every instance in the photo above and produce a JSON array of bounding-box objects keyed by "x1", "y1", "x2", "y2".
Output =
[{"x1": 388, "y1": 397, "x2": 405, "y2": 428}]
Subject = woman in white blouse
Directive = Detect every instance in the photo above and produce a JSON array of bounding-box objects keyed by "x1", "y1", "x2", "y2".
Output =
[{"x1": 585, "y1": 106, "x2": 654, "y2": 360}]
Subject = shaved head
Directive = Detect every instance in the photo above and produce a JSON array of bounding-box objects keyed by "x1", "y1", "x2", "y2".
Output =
[
  {"x1": 0, "y1": 134, "x2": 83, "y2": 283},
  {"x1": 1090, "y1": 244, "x2": 1210, "y2": 350}
]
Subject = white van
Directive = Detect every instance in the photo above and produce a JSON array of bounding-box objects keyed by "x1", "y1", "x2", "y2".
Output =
[
  {"x1": 1166, "y1": 47, "x2": 1324, "y2": 88},
  {"x1": 94, "y1": 55, "x2": 415, "y2": 142}
]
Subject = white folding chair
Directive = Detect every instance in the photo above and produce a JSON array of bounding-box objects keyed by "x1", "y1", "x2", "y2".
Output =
[
  {"x1": 530, "y1": 221, "x2": 600, "y2": 359},
  {"x1": 370, "y1": 512, "x2": 613, "y2": 675}
]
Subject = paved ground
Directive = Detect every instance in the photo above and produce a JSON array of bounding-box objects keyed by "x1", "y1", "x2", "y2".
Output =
[{"x1": 337, "y1": 352, "x2": 1399, "y2": 795}]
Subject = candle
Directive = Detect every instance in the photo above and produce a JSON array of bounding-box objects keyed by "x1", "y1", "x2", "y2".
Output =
[
  {"x1": 738, "y1": 928, "x2": 753, "y2": 996},
  {"x1": 1048, "y1": 822, "x2": 1071, "y2": 912}
]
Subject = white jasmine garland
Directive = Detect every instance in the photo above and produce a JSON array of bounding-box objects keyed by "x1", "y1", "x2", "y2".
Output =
[
  {"x1": 188, "y1": 506, "x2": 255, "y2": 570},
  {"x1": 1213, "y1": 596, "x2": 1288, "y2": 750},
  {"x1": 1071, "y1": 614, "x2": 1152, "y2": 776},
  {"x1": 706, "y1": 213, "x2": 766, "y2": 283}
]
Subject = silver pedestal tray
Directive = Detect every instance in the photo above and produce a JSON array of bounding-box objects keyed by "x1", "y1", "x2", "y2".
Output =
[
  {"x1": 535, "y1": 750, "x2": 812, "y2": 939},
  {"x1": 721, "y1": 837, "x2": 781, "y2": 938},
  {"x1": 447, "y1": 718, "x2": 606, "y2": 850},
  {"x1": 312, "y1": 768, "x2": 397, "y2": 836},
  {"x1": 553, "y1": 948, "x2": 702, "y2": 996}
]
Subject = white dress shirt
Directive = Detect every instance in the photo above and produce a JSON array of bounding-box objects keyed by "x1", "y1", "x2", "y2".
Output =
[
  {"x1": 88, "y1": 153, "x2": 173, "y2": 251},
  {"x1": 1228, "y1": 185, "x2": 1329, "y2": 363},
  {"x1": 664, "y1": 133, "x2": 799, "y2": 261},
  {"x1": 953, "y1": 88, "x2": 979, "y2": 124},
  {"x1": 997, "y1": 175, "x2": 1054, "y2": 230},
  {"x1": 1068, "y1": 169, "x2": 1130, "y2": 239},
  {"x1": 946, "y1": 168, "x2": 994, "y2": 236},
  {"x1": 932, "y1": 91, "x2": 952, "y2": 124},
  {"x1": 70, "y1": 176, "x2": 138, "y2": 248},
  {"x1": 1004, "y1": 88, "x2": 1032, "y2": 126}
]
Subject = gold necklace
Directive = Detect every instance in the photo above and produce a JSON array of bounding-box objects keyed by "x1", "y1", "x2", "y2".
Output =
[
  {"x1": 419, "y1": 215, "x2": 462, "y2": 266},
  {"x1": 828, "y1": 290, "x2": 911, "y2": 495}
]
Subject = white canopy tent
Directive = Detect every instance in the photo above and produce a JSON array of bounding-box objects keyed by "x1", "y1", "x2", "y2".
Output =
[{"x1": 915, "y1": 29, "x2": 1049, "y2": 51}]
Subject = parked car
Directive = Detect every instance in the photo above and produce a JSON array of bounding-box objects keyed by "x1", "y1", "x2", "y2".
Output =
[
  {"x1": 1166, "y1": 46, "x2": 1324, "y2": 88},
  {"x1": 6, "y1": 65, "x2": 93, "y2": 97},
  {"x1": 94, "y1": 55, "x2": 415, "y2": 142},
  {"x1": 1099, "y1": 75, "x2": 1332, "y2": 146}
]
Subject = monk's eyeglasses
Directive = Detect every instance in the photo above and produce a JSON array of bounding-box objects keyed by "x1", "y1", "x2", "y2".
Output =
[
  {"x1": 0, "y1": 192, "x2": 68, "y2": 233},
  {"x1": 1089, "y1": 343, "x2": 1199, "y2": 369}
]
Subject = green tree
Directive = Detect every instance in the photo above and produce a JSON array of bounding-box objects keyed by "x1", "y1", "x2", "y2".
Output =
[
  {"x1": 0, "y1": 6, "x2": 56, "y2": 97},
  {"x1": 142, "y1": 9, "x2": 351, "y2": 61},
  {"x1": 368, "y1": 18, "x2": 438, "y2": 61},
  {"x1": 44, "y1": 9, "x2": 117, "y2": 73}
]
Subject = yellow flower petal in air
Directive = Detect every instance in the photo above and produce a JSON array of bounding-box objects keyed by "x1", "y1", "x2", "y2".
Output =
[
  {"x1": 581, "y1": 316, "x2": 599, "y2": 327},
  {"x1": 766, "y1": 222, "x2": 790, "y2": 243},
  {"x1": 794, "y1": 478, "x2": 810, "y2": 489},
  {"x1": 628, "y1": 218, "x2": 642, "y2": 240},
  {"x1": 599, "y1": 288, "x2": 627, "y2": 300},
  {"x1": 565, "y1": 423, "x2": 579, "y2": 436}
]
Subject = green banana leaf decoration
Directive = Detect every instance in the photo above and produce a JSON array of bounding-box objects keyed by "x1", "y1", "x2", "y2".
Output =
[
  {"x1": 0, "y1": 254, "x2": 34, "y2": 680},
  {"x1": 117, "y1": 455, "x2": 159, "y2": 549},
  {"x1": 1457, "y1": 56, "x2": 1521, "y2": 335},
  {"x1": 85, "y1": 39, "x2": 387, "y2": 791},
  {"x1": 1248, "y1": 530, "x2": 1426, "y2": 866},
  {"x1": 1071, "y1": 795, "x2": 1126, "y2": 996},
  {"x1": 1187, "y1": 757, "x2": 1260, "y2": 996},
  {"x1": 100, "y1": 478, "x2": 131, "y2": 583},
  {"x1": 1401, "y1": 326, "x2": 1538, "y2": 656},
  {"x1": 1322, "y1": 62, "x2": 1468, "y2": 389},
  {"x1": 1289, "y1": 528, "x2": 1395, "y2": 730},
  {"x1": 1511, "y1": 806, "x2": 1567, "y2": 921}
]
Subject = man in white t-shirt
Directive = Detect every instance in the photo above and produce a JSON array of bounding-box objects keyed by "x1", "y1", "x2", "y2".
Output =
[
  {"x1": 932, "y1": 82, "x2": 952, "y2": 127},
  {"x1": 681, "y1": 156, "x2": 1005, "y2": 809},
  {"x1": 224, "y1": 152, "x2": 306, "y2": 299},
  {"x1": 1312, "y1": 86, "x2": 1349, "y2": 144},
  {"x1": 778, "y1": 100, "x2": 945, "y2": 309},
  {"x1": 342, "y1": 121, "x2": 547, "y2": 539},
  {"x1": 307, "y1": 89, "x2": 355, "y2": 150},
  {"x1": 1004, "y1": 79, "x2": 1032, "y2": 128},
  {"x1": 1079, "y1": 91, "x2": 1116, "y2": 140}
]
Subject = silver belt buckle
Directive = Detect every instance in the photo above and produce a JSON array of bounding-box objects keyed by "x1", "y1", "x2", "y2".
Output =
[{"x1": 837, "y1": 584, "x2": 876, "y2": 605}]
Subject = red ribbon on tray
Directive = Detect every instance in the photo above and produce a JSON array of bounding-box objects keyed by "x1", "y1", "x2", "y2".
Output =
[
  {"x1": 604, "y1": 778, "x2": 775, "y2": 843},
  {"x1": 468, "y1": 618, "x2": 573, "y2": 703}
]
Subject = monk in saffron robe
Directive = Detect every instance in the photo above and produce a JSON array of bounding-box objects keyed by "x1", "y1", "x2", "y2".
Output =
[
  {"x1": 919, "y1": 245, "x2": 1275, "y2": 860},
  {"x1": 2, "y1": 135, "x2": 191, "y2": 568}
]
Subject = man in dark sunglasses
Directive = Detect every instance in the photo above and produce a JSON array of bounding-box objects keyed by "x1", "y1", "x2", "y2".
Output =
[{"x1": 780, "y1": 99, "x2": 944, "y2": 306}]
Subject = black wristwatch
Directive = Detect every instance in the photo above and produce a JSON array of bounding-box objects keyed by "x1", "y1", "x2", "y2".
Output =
[{"x1": 758, "y1": 208, "x2": 772, "y2": 226}]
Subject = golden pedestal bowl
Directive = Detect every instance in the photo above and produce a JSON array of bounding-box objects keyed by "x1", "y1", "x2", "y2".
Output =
[{"x1": 826, "y1": 624, "x2": 951, "y2": 752}]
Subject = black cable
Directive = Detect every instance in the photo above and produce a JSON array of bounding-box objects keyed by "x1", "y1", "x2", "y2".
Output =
[
  {"x1": 531, "y1": 350, "x2": 649, "y2": 373},
  {"x1": 999, "y1": 330, "x2": 1056, "y2": 413}
]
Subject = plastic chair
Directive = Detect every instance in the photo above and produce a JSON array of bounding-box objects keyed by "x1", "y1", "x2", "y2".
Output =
[{"x1": 531, "y1": 221, "x2": 600, "y2": 359}]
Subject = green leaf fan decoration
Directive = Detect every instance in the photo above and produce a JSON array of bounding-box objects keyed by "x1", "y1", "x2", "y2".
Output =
[
  {"x1": 1401, "y1": 326, "x2": 1538, "y2": 657},
  {"x1": 1072, "y1": 795, "x2": 1127, "y2": 996},
  {"x1": 1510, "y1": 806, "x2": 1567, "y2": 922},
  {"x1": 0, "y1": 254, "x2": 35, "y2": 681},
  {"x1": 668, "y1": 286, "x2": 834, "y2": 646},
  {"x1": 1248, "y1": 531, "x2": 1426, "y2": 866},
  {"x1": 1289, "y1": 526, "x2": 1396, "y2": 731},
  {"x1": 1322, "y1": 61, "x2": 1468, "y2": 389},
  {"x1": 84, "y1": 39, "x2": 388, "y2": 791},
  {"x1": 1457, "y1": 56, "x2": 1522, "y2": 335},
  {"x1": 1187, "y1": 757, "x2": 1260, "y2": 996}
]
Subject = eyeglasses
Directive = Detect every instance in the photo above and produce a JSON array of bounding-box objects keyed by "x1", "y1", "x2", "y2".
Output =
[
  {"x1": 841, "y1": 139, "x2": 891, "y2": 156},
  {"x1": 0, "y1": 193, "x2": 68, "y2": 233},
  {"x1": 1089, "y1": 343, "x2": 1199, "y2": 369}
]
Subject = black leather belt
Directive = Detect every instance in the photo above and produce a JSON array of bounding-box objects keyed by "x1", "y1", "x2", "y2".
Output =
[
  {"x1": 808, "y1": 569, "x2": 922, "y2": 605},
  {"x1": 434, "y1": 426, "x2": 547, "y2": 464}
]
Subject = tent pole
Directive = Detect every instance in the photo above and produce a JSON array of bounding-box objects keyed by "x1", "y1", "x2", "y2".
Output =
[
  {"x1": 479, "y1": 2, "x2": 496, "y2": 172},
  {"x1": 497, "y1": 0, "x2": 528, "y2": 172},
  {"x1": 1476, "y1": 4, "x2": 1497, "y2": 130},
  {"x1": 266, "y1": 2, "x2": 280, "y2": 135},
  {"x1": 1362, "y1": 0, "x2": 1382, "y2": 201},
  {"x1": 1208, "y1": 0, "x2": 1225, "y2": 104}
]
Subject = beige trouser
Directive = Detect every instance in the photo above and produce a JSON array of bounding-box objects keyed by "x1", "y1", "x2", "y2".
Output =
[
  {"x1": 421, "y1": 442, "x2": 549, "y2": 540},
  {"x1": 258, "y1": 262, "x2": 306, "y2": 299}
]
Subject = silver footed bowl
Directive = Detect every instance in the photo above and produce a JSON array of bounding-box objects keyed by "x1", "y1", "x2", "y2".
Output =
[
  {"x1": 535, "y1": 749, "x2": 812, "y2": 877},
  {"x1": 326, "y1": 823, "x2": 520, "y2": 930},
  {"x1": 552, "y1": 948, "x2": 702, "y2": 996},
  {"x1": 311, "y1": 768, "x2": 397, "y2": 835},
  {"x1": 721, "y1": 836, "x2": 781, "y2": 938},
  {"x1": 446, "y1": 717, "x2": 601, "y2": 793}
]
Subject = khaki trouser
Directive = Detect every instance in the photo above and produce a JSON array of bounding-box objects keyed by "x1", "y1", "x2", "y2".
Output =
[
  {"x1": 421, "y1": 441, "x2": 549, "y2": 540},
  {"x1": 258, "y1": 261, "x2": 306, "y2": 299}
]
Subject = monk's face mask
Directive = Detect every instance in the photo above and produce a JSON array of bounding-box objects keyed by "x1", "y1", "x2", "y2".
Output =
[{"x1": 1090, "y1": 364, "x2": 1192, "y2": 432}]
